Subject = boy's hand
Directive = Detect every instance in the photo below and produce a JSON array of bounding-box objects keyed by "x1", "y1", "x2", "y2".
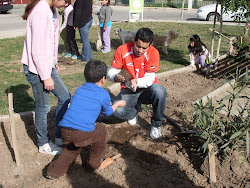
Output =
[{"x1": 117, "y1": 100, "x2": 126, "y2": 107}]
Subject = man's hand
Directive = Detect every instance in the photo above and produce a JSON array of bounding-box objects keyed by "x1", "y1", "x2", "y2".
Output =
[
  {"x1": 44, "y1": 78, "x2": 54, "y2": 90},
  {"x1": 114, "y1": 74, "x2": 125, "y2": 82},
  {"x1": 130, "y1": 79, "x2": 137, "y2": 92}
]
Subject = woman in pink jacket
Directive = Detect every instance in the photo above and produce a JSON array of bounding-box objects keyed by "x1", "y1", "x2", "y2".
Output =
[{"x1": 22, "y1": 0, "x2": 71, "y2": 155}]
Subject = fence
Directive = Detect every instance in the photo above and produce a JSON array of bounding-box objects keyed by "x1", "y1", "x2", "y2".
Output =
[{"x1": 113, "y1": 0, "x2": 216, "y2": 8}]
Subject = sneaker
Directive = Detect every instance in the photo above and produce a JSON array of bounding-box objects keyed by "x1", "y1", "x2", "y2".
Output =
[
  {"x1": 39, "y1": 142, "x2": 63, "y2": 155},
  {"x1": 55, "y1": 138, "x2": 64, "y2": 146},
  {"x1": 201, "y1": 67, "x2": 208, "y2": 72},
  {"x1": 64, "y1": 53, "x2": 72, "y2": 58},
  {"x1": 150, "y1": 126, "x2": 162, "y2": 139},
  {"x1": 45, "y1": 174, "x2": 55, "y2": 180},
  {"x1": 101, "y1": 49, "x2": 110, "y2": 53},
  {"x1": 127, "y1": 114, "x2": 138, "y2": 125},
  {"x1": 71, "y1": 55, "x2": 78, "y2": 60}
]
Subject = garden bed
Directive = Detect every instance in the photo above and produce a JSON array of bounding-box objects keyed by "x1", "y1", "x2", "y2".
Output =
[{"x1": 0, "y1": 67, "x2": 249, "y2": 187}]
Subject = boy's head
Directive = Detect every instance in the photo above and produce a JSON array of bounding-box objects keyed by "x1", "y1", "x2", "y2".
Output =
[{"x1": 84, "y1": 60, "x2": 108, "y2": 83}]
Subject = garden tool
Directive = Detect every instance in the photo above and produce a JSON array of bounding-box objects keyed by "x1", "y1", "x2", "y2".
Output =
[
  {"x1": 99, "y1": 153, "x2": 121, "y2": 169},
  {"x1": 163, "y1": 113, "x2": 198, "y2": 134},
  {"x1": 93, "y1": 13, "x2": 102, "y2": 51}
]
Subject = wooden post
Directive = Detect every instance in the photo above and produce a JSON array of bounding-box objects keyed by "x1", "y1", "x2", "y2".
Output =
[
  {"x1": 8, "y1": 93, "x2": 21, "y2": 167},
  {"x1": 208, "y1": 143, "x2": 216, "y2": 183}
]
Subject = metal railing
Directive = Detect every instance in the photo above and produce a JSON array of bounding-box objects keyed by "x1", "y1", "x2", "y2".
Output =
[{"x1": 112, "y1": 0, "x2": 216, "y2": 9}]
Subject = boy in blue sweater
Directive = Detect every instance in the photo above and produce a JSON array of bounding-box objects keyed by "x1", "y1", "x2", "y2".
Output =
[{"x1": 46, "y1": 59, "x2": 126, "y2": 179}]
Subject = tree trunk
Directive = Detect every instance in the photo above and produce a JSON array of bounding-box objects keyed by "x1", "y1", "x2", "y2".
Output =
[
  {"x1": 216, "y1": 4, "x2": 223, "y2": 59},
  {"x1": 180, "y1": 0, "x2": 185, "y2": 20},
  {"x1": 211, "y1": 1, "x2": 219, "y2": 60}
]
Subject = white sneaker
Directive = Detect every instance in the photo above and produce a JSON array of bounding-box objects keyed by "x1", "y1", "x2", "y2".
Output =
[
  {"x1": 150, "y1": 126, "x2": 162, "y2": 139},
  {"x1": 127, "y1": 114, "x2": 138, "y2": 125},
  {"x1": 39, "y1": 142, "x2": 63, "y2": 155},
  {"x1": 55, "y1": 138, "x2": 64, "y2": 146}
]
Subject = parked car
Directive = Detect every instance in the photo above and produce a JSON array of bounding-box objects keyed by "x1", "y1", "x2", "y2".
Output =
[
  {"x1": 197, "y1": 4, "x2": 247, "y2": 22},
  {"x1": 0, "y1": 0, "x2": 13, "y2": 13}
]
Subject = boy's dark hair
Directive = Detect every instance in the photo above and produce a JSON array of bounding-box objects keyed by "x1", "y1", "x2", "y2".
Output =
[
  {"x1": 135, "y1": 28, "x2": 154, "y2": 44},
  {"x1": 188, "y1": 34, "x2": 207, "y2": 54},
  {"x1": 84, "y1": 60, "x2": 107, "y2": 83}
]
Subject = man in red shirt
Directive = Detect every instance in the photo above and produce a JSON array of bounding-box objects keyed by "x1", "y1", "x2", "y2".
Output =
[{"x1": 107, "y1": 28, "x2": 167, "y2": 139}]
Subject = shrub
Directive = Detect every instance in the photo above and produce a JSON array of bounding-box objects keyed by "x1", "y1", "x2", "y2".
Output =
[{"x1": 192, "y1": 68, "x2": 249, "y2": 155}]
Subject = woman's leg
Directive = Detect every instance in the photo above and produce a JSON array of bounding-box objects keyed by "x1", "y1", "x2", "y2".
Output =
[
  {"x1": 23, "y1": 65, "x2": 50, "y2": 146},
  {"x1": 50, "y1": 69, "x2": 71, "y2": 139}
]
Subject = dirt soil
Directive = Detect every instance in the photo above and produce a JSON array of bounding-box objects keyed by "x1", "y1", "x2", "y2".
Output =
[{"x1": 0, "y1": 65, "x2": 249, "y2": 188}]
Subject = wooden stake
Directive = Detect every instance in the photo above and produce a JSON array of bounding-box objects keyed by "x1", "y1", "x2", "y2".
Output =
[
  {"x1": 8, "y1": 93, "x2": 21, "y2": 167},
  {"x1": 208, "y1": 143, "x2": 216, "y2": 183}
]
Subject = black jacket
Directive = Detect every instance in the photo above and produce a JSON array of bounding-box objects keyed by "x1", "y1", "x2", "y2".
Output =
[{"x1": 73, "y1": 0, "x2": 92, "y2": 28}]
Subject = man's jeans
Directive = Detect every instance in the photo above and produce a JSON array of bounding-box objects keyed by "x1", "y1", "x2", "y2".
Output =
[
  {"x1": 113, "y1": 83, "x2": 167, "y2": 127},
  {"x1": 23, "y1": 65, "x2": 71, "y2": 146},
  {"x1": 79, "y1": 19, "x2": 93, "y2": 62}
]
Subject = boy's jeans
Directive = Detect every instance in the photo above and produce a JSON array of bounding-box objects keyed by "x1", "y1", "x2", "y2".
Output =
[
  {"x1": 78, "y1": 19, "x2": 93, "y2": 61},
  {"x1": 113, "y1": 83, "x2": 167, "y2": 127},
  {"x1": 47, "y1": 123, "x2": 106, "y2": 178},
  {"x1": 23, "y1": 65, "x2": 71, "y2": 146}
]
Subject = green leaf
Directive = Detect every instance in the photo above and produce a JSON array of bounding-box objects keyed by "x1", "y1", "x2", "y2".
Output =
[
  {"x1": 220, "y1": 142, "x2": 230, "y2": 149},
  {"x1": 229, "y1": 131, "x2": 242, "y2": 140},
  {"x1": 246, "y1": 130, "x2": 249, "y2": 155}
]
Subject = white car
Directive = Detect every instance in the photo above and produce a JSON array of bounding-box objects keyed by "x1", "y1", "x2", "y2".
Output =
[{"x1": 197, "y1": 4, "x2": 247, "y2": 21}]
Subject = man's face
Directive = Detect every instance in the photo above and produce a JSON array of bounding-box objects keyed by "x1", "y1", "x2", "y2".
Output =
[{"x1": 133, "y1": 39, "x2": 151, "y2": 57}]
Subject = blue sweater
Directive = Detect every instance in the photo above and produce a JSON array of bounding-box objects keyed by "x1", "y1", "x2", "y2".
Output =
[{"x1": 59, "y1": 82, "x2": 113, "y2": 132}]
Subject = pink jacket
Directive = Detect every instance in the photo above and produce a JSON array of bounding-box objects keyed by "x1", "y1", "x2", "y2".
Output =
[{"x1": 21, "y1": 0, "x2": 59, "y2": 81}]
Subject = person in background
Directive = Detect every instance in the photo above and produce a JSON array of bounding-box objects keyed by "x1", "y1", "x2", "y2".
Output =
[
  {"x1": 107, "y1": 28, "x2": 167, "y2": 140},
  {"x1": 46, "y1": 60, "x2": 126, "y2": 179},
  {"x1": 97, "y1": 0, "x2": 113, "y2": 53},
  {"x1": 188, "y1": 34, "x2": 212, "y2": 72},
  {"x1": 58, "y1": 6, "x2": 68, "y2": 55},
  {"x1": 73, "y1": 0, "x2": 93, "y2": 62},
  {"x1": 60, "y1": 0, "x2": 80, "y2": 60},
  {"x1": 22, "y1": 0, "x2": 71, "y2": 155}
]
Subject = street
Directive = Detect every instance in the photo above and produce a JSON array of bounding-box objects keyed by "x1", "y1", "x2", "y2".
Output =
[{"x1": 0, "y1": 5, "x2": 200, "y2": 39}]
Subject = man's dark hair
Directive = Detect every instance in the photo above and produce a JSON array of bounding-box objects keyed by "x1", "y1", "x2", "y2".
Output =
[
  {"x1": 84, "y1": 59, "x2": 107, "y2": 83},
  {"x1": 135, "y1": 28, "x2": 154, "y2": 44}
]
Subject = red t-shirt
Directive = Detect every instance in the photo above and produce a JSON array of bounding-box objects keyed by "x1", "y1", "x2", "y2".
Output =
[{"x1": 111, "y1": 42, "x2": 160, "y2": 89}]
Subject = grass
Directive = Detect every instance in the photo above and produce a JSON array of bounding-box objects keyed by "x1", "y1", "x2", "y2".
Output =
[{"x1": 0, "y1": 21, "x2": 245, "y2": 115}]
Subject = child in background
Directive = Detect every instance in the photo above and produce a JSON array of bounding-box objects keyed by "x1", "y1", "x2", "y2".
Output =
[
  {"x1": 188, "y1": 35, "x2": 212, "y2": 72},
  {"x1": 46, "y1": 60, "x2": 126, "y2": 179},
  {"x1": 60, "y1": 0, "x2": 80, "y2": 60},
  {"x1": 97, "y1": 0, "x2": 113, "y2": 53}
]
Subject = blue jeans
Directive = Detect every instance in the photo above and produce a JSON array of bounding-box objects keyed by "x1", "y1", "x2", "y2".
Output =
[
  {"x1": 23, "y1": 65, "x2": 71, "y2": 146},
  {"x1": 113, "y1": 83, "x2": 167, "y2": 127},
  {"x1": 78, "y1": 19, "x2": 93, "y2": 61}
]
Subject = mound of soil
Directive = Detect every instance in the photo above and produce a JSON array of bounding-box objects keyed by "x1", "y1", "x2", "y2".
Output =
[{"x1": 0, "y1": 69, "x2": 249, "y2": 188}]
